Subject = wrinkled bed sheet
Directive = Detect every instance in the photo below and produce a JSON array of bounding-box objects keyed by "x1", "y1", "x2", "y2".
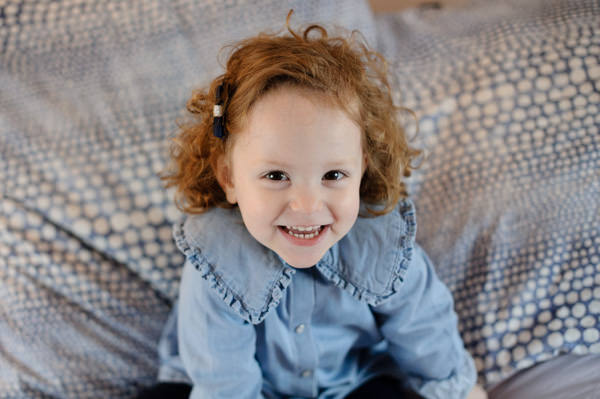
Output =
[{"x1": 1, "y1": 0, "x2": 598, "y2": 397}]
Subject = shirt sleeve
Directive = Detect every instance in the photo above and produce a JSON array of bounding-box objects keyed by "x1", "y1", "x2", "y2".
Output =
[
  {"x1": 177, "y1": 259, "x2": 265, "y2": 399},
  {"x1": 371, "y1": 244, "x2": 477, "y2": 399}
]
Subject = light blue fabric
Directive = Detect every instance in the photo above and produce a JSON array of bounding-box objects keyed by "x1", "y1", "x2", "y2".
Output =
[{"x1": 158, "y1": 200, "x2": 476, "y2": 398}]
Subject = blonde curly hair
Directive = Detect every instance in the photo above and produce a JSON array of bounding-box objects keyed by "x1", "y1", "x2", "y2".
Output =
[{"x1": 162, "y1": 12, "x2": 421, "y2": 217}]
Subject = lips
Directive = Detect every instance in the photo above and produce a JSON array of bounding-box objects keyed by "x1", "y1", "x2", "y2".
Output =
[
  {"x1": 282, "y1": 225, "x2": 325, "y2": 239},
  {"x1": 277, "y1": 224, "x2": 330, "y2": 246}
]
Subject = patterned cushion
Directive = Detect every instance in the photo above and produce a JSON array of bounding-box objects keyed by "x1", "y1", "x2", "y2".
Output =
[
  {"x1": 0, "y1": 1, "x2": 376, "y2": 397},
  {"x1": 376, "y1": 0, "x2": 599, "y2": 386}
]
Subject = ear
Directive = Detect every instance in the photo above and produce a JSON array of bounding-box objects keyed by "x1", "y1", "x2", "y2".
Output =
[{"x1": 215, "y1": 155, "x2": 237, "y2": 204}]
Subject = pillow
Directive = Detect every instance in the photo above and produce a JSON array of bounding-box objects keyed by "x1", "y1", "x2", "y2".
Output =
[
  {"x1": 0, "y1": 1, "x2": 377, "y2": 397},
  {"x1": 375, "y1": 0, "x2": 600, "y2": 386}
]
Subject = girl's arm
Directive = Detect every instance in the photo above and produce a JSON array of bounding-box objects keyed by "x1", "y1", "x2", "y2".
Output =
[
  {"x1": 177, "y1": 260, "x2": 264, "y2": 399},
  {"x1": 372, "y1": 244, "x2": 479, "y2": 399}
]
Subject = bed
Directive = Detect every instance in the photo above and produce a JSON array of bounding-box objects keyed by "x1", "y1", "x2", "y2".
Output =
[{"x1": 1, "y1": 0, "x2": 598, "y2": 397}]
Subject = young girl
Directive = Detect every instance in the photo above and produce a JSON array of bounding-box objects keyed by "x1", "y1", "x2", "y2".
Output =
[{"x1": 142, "y1": 12, "x2": 486, "y2": 399}]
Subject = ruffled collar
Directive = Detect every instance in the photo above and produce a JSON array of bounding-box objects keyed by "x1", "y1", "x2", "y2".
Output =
[{"x1": 173, "y1": 200, "x2": 417, "y2": 324}]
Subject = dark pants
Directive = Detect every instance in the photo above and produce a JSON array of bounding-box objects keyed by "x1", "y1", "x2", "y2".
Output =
[
  {"x1": 345, "y1": 375, "x2": 425, "y2": 398},
  {"x1": 136, "y1": 376, "x2": 424, "y2": 398}
]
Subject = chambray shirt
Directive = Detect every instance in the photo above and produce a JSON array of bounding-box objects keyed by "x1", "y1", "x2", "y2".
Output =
[{"x1": 157, "y1": 200, "x2": 476, "y2": 398}]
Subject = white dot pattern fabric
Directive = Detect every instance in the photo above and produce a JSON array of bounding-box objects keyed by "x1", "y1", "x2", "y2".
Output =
[
  {"x1": 0, "y1": 0, "x2": 598, "y2": 397},
  {"x1": 377, "y1": 0, "x2": 599, "y2": 386},
  {"x1": 0, "y1": 0, "x2": 377, "y2": 397}
]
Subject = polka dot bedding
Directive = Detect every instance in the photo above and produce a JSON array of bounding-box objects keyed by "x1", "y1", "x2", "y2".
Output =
[
  {"x1": 376, "y1": 0, "x2": 599, "y2": 386},
  {"x1": 0, "y1": 0, "x2": 597, "y2": 397},
  {"x1": 0, "y1": 1, "x2": 376, "y2": 398}
]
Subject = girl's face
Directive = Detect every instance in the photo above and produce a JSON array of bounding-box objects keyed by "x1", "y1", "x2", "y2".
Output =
[{"x1": 218, "y1": 87, "x2": 366, "y2": 268}]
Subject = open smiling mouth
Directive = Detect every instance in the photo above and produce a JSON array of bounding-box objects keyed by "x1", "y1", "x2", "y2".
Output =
[{"x1": 278, "y1": 225, "x2": 328, "y2": 240}]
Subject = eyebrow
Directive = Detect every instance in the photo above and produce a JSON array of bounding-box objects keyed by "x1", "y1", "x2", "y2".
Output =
[{"x1": 260, "y1": 159, "x2": 356, "y2": 169}]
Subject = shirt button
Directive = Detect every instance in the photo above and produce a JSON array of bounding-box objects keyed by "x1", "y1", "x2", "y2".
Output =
[
  {"x1": 295, "y1": 324, "x2": 305, "y2": 334},
  {"x1": 301, "y1": 369, "x2": 313, "y2": 378}
]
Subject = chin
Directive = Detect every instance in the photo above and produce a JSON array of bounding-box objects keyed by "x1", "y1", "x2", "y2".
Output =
[{"x1": 287, "y1": 260, "x2": 317, "y2": 269}]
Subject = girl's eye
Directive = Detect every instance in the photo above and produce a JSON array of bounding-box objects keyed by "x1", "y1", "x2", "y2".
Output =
[
  {"x1": 264, "y1": 171, "x2": 288, "y2": 181},
  {"x1": 323, "y1": 170, "x2": 347, "y2": 181}
]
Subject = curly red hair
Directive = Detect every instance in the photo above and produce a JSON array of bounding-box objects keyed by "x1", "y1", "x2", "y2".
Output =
[{"x1": 162, "y1": 12, "x2": 421, "y2": 217}]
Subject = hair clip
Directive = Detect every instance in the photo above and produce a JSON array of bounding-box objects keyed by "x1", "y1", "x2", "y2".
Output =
[{"x1": 213, "y1": 84, "x2": 227, "y2": 139}]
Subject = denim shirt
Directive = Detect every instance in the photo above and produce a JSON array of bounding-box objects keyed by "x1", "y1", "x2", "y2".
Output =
[{"x1": 157, "y1": 200, "x2": 477, "y2": 399}]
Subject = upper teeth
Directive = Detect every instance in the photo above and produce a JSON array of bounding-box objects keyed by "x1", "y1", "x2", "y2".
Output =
[{"x1": 287, "y1": 225, "x2": 320, "y2": 232}]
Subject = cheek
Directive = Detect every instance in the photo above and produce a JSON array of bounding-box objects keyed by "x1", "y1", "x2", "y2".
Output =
[
  {"x1": 236, "y1": 185, "x2": 280, "y2": 214},
  {"x1": 235, "y1": 186, "x2": 282, "y2": 231},
  {"x1": 332, "y1": 186, "x2": 361, "y2": 226}
]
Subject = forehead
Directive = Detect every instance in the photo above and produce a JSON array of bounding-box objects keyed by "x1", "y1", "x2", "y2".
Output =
[{"x1": 232, "y1": 87, "x2": 363, "y2": 163}]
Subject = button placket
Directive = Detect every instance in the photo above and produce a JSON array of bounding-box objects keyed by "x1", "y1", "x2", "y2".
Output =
[{"x1": 289, "y1": 269, "x2": 318, "y2": 397}]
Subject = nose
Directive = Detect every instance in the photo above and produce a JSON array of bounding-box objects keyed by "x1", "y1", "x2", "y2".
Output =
[{"x1": 289, "y1": 185, "x2": 324, "y2": 214}]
